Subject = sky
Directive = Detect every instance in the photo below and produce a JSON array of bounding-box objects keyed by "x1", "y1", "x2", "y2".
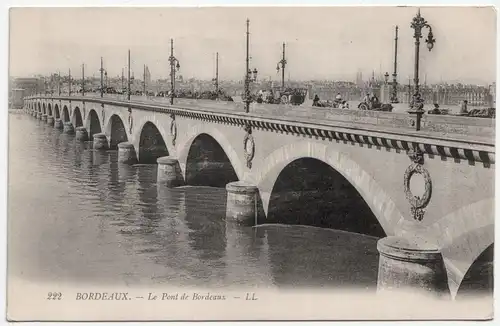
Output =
[{"x1": 9, "y1": 6, "x2": 497, "y2": 84}]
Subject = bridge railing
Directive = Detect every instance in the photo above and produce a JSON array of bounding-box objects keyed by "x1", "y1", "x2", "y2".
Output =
[{"x1": 26, "y1": 93, "x2": 495, "y2": 142}]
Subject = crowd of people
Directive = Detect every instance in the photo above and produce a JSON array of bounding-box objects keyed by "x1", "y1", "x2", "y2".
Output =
[
  {"x1": 81, "y1": 87, "x2": 235, "y2": 101},
  {"x1": 62, "y1": 84, "x2": 494, "y2": 117}
]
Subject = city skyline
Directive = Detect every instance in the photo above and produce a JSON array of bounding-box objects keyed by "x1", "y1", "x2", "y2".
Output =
[{"x1": 10, "y1": 7, "x2": 496, "y2": 85}]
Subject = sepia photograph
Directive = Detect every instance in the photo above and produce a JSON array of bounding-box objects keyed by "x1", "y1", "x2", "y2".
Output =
[{"x1": 6, "y1": 5, "x2": 496, "y2": 321}]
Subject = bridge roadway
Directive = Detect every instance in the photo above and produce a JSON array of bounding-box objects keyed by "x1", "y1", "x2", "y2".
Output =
[{"x1": 24, "y1": 94, "x2": 495, "y2": 300}]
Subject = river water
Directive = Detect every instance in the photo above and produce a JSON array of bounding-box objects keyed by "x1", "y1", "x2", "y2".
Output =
[{"x1": 8, "y1": 111, "x2": 466, "y2": 294}]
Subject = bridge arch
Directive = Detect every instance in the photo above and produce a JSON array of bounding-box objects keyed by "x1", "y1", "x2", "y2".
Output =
[
  {"x1": 37, "y1": 102, "x2": 41, "y2": 112},
  {"x1": 62, "y1": 105, "x2": 70, "y2": 122},
  {"x1": 48, "y1": 103, "x2": 52, "y2": 116},
  {"x1": 42, "y1": 103, "x2": 46, "y2": 115},
  {"x1": 86, "y1": 109, "x2": 102, "y2": 139},
  {"x1": 106, "y1": 114, "x2": 128, "y2": 149},
  {"x1": 177, "y1": 124, "x2": 245, "y2": 181},
  {"x1": 137, "y1": 121, "x2": 169, "y2": 164},
  {"x1": 252, "y1": 141, "x2": 404, "y2": 236},
  {"x1": 455, "y1": 242, "x2": 493, "y2": 300},
  {"x1": 266, "y1": 157, "x2": 386, "y2": 237},
  {"x1": 54, "y1": 104, "x2": 60, "y2": 119},
  {"x1": 72, "y1": 107, "x2": 84, "y2": 127},
  {"x1": 182, "y1": 133, "x2": 239, "y2": 187},
  {"x1": 424, "y1": 198, "x2": 495, "y2": 298},
  {"x1": 133, "y1": 115, "x2": 168, "y2": 146}
]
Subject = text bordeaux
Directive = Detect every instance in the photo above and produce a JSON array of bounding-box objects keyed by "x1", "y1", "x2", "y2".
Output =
[{"x1": 76, "y1": 292, "x2": 130, "y2": 301}]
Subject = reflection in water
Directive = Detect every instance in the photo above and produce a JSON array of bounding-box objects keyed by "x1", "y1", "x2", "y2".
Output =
[
  {"x1": 184, "y1": 187, "x2": 227, "y2": 261},
  {"x1": 264, "y1": 225, "x2": 379, "y2": 289},
  {"x1": 7, "y1": 112, "x2": 492, "y2": 297}
]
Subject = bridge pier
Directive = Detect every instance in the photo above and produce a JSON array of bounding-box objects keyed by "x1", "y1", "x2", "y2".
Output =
[
  {"x1": 75, "y1": 127, "x2": 89, "y2": 141},
  {"x1": 157, "y1": 157, "x2": 184, "y2": 187},
  {"x1": 47, "y1": 116, "x2": 54, "y2": 126},
  {"x1": 118, "y1": 142, "x2": 138, "y2": 164},
  {"x1": 37, "y1": 112, "x2": 42, "y2": 120},
  {"x1": 63, "y1": 121, "x2": 75, "y2": 134},
  {"x1": 225, "y1": 181, "x2": 259, "y2": 226},
  {"x1": 376, "y1": 236, "x2": 450, "y2": 299},
  {"x1": 54, "y1": 119, "x2": 63, "y2": 130},
  {"x1": 41, "y1": 114, "x2": 48, "y2": 122},
  {"x1": 93, "y1": 133, "x2": 108, "y2": 150}
]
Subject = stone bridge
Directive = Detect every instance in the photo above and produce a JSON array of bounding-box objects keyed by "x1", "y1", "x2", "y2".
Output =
[{"x1": 24, "y1": 94, "x2": 495, "y2": 299}]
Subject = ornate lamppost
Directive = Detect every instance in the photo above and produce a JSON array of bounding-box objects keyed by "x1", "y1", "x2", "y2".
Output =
[
  {"x1": 169, "y1": 38, "x2": 181, "y2": 105},
  {"x1": 244, "y1": 19, "x2": 258, "y2": 113},
  {"x1": 99, "y1": 57, "x2": 108, "y2": 98},
  {"x1": 390, "y1": 25, "x2": 399, "y2": 103},
  {"x1": 81, "y1": 63, "x2": 85, "y2": 97},
  {"x1": 50, "y1": 74, "x2": 54, "y2": 96},
  {"x1": 383, "y1": 72, "x2": 389, "y2": 102},
  {"x1": 57, "y1": 71, "x2": 61, "y2": 96},
  {"x1": 212, "y1": 52, "x2": 219, "y2": 98},
  {"x1": 121, "y1": 68, "x2": 125, "y2": 93},
  {"x1": 408, "y1": 8, "x2": 436, "y2": 131},
  {"x1": 68, "y1": 69, "x2": 72, "y2": 96},
  {"x1": 127, "y1": 49, "x2": 132, "y2": 101},
  {"x1": 276, "y1": 42, "x2": 287, "y2": 90},
  {"x1": 143, "y1": 64, "x2": 147, "y2": 96}
]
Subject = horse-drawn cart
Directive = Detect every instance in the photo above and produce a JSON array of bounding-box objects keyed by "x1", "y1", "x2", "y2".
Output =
[{"x1": 357, "y1": 101, "x2": 393, "y2": 112}]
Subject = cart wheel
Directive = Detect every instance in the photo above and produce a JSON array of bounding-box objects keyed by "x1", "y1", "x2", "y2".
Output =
[{"x1": 358, "y1": 103, "x2": 369, "y2": 110}]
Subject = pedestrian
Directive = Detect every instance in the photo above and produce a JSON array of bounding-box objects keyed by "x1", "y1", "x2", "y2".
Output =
[
  {"x1": 460, "y1": 100, "x2": 468, "y2": 115},
  {"x1": 313, "y1": 94, "x2": 320, "y2": 106},
  {"x1": 362, "y1": 93, "x2": 370, "y2": 104}
]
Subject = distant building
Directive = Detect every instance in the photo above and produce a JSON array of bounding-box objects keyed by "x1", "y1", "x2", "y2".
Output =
[
  {"x1": 490, "y1": 82, "x2": 496, "y2": 107},
  {"x1": 9, "y1": 77, "x2": 43, "y2": 109},
  {"x1": 10, "y1": 89, "x2": 25, "y2": 109},
  {"x1": 356, "y1": 71, "x2": 363, "y2": 88},
  {"x1": 13, "y1": 77, "x2": 43, "y2": 95}
]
